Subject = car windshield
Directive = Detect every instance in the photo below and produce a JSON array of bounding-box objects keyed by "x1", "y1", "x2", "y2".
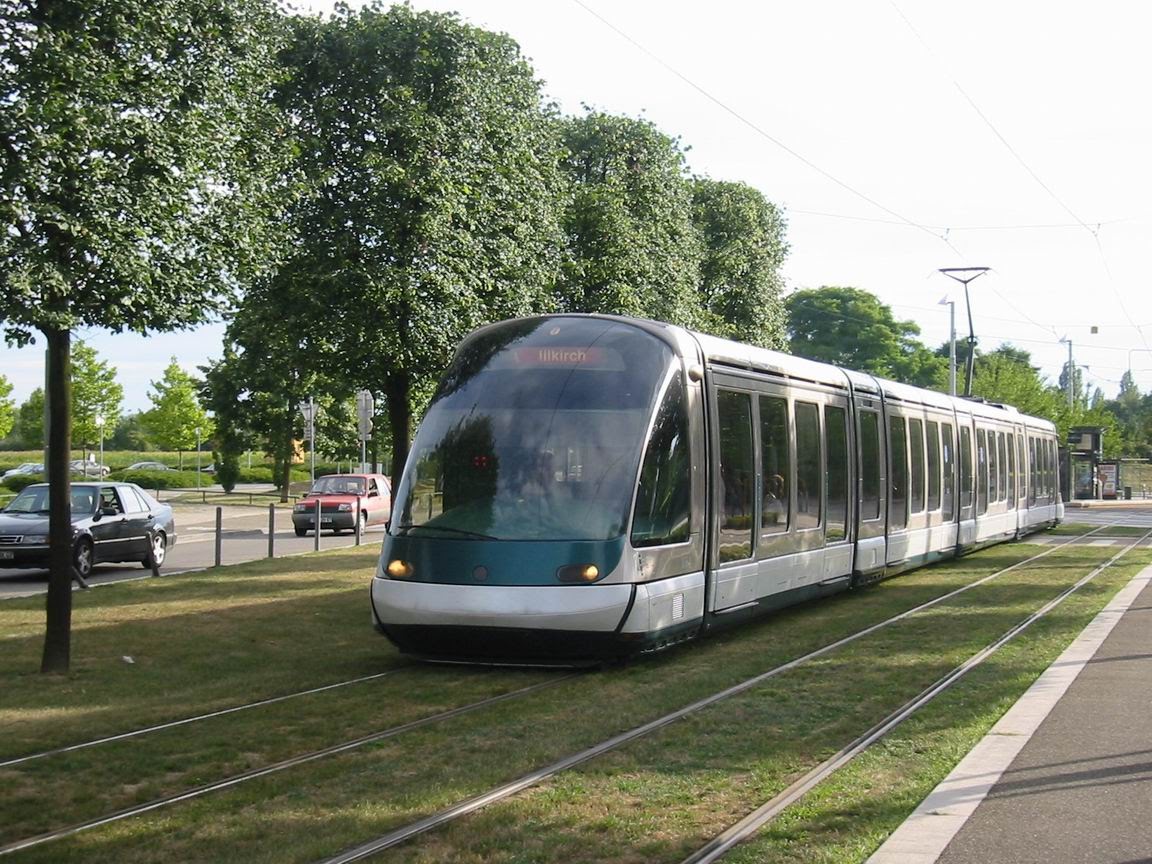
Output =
[
  {"x1": 5, "y1": 486, "x2": 98, "y2": 514},
  {"x1": 310, "y1": 476, "x2": 366, "y2": 495},
  {"x1": 393, "y1": 318, "x2": 675, "y2": 541}
]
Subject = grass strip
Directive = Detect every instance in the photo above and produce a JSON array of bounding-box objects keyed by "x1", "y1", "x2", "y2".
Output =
[
  {"x1": 4, "y1": 543, "x2": 1112, "y2": 863},
  {"x1": 347, "y1": 544, "x2": 1131, "y2": 864},
  {"x1": 0, "y1": 545, "x2": 393, "y2": 759}
]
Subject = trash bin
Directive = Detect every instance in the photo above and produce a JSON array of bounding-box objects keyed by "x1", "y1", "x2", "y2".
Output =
[{"x1": 1124, "y1": 486, "x2": 1132, "y2": 500}]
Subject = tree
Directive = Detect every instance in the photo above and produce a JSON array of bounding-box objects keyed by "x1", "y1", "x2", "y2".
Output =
[
  {"x1": 557, "y1": 111, "x2": 702, "y2": 328},
  {"x1": 0, "y1": 373, "x2": 13, "y2": 441},
  {"x1": 785, "y1": 286, "x2": 946, "y2": 386},
  {"x1": 70, "y1": 340, "x2": 123, "y2": 455},
  {"x1": 271, "y1": 4, "x2": 565, "y2": 497},
  {"x1": 968, "y1": 346, "x2": 1063, "y2": 420},
  {"x1": 143, "y1": 358, "x2": 211, "y2": 469},
  {"x1": 690, "y1": 178, "x2": 788, "y2": 348},
  {"x1": 0, "y1": 0, "x2": 288, "y2": 672},
  {"x1": 13, "y1": 388, "x2": 44, "y2": 450}
]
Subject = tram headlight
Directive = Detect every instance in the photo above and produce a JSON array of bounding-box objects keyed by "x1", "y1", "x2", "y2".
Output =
[
  {"x1": 556, "y1": 563, "x2": 600, "y2": 583},
  {"x1": 386, "y1": 559, "x2": 414, "y2": 579}
]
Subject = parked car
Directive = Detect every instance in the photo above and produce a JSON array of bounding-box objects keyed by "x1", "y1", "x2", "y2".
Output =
[
  {"x1": 70, "y1": 460, "x2": 111, "y2": 478},
  {"x1": 0, "y1": 482, "x2": 176, "y2": 576},
  {"x1": 126, "y1": 461, "x2": 171, "y2": 471},
  {"x1": 292, "y1": 473, "x2": 391, "y2": 536},
  {"x1": 1, "y1": 463, "x2": 43, "y2": 480}
]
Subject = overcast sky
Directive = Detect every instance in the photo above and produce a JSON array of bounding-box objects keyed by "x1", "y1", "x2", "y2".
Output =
[{"x1": 4, "y1": 0, "x2": 1149, "y2": 412}]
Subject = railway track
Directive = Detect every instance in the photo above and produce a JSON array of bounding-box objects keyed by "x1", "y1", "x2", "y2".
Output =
[
  {"x1": 0, "y1": 526, "x2": 1125, "y2": 860},
  {"x1": 680, "y1": 528, "x2": 1152, "y2": 864},
  {"x1": 313, "y1": 528, "x2": 1125, "y2": 864}
]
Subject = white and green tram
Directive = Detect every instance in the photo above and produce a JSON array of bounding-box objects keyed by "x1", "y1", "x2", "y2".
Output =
[{"x1": 371, "y1": 314, "x2": 1062, "y2": 664}]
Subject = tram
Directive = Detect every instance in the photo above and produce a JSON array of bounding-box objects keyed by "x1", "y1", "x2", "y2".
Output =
[{"x1": 370, "y1": 314, "x2": 1062, "y2": 664}]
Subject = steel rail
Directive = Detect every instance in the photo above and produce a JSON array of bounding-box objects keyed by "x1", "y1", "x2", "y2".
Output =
[
  {"x1": 0, "y1": 675, "x2": 576, "y2": 858},
  {"x1": 314, "y1": 527, "x2": 1114, "y2": 864},
  {"x1": 0, "y1": 667, "x2": 410, "y2": 769},
  {"x1": 681, "y1": 527, "x2": 1152, "y2": 864}
]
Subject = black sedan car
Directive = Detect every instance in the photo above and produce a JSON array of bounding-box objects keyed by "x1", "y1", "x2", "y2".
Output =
[{"x1": 0, "y1": 482, "x2": 177, "y2": 577}]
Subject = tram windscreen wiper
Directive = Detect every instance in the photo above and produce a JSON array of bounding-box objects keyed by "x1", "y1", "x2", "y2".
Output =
[{"x1": 393, "y1": 523, "x2": 498, "y2": 540}]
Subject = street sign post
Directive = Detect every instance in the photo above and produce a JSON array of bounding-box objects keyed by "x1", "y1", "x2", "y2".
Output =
[
  {"x1": 356, "y1": 390, "x2": 374, "y2": 473},
  {"x1": 299, "y1": 397, "x2": 317, "y2": 484}
]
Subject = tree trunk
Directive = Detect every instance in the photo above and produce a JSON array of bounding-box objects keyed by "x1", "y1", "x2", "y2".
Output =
[
  {"x1": 384, "y1": 372, "x2": 411, "y2": 513},
  {"x1": 279, "y1": 425, "x2": 293, "y2": 503},
  {"x1": 41, "y1": 326, "x2": 73, "y2": 674}
]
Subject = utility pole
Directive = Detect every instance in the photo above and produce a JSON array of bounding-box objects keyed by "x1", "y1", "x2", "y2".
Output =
[
  {"x1": 939, "y1": 295, "x2": 957, "y2": 396},
  {"x1": 1060, "y1": 336, "x2": 1074, "y2": 410},
  {"x1": 939, "y1": 267, "x2": 990, "y2": 397}
]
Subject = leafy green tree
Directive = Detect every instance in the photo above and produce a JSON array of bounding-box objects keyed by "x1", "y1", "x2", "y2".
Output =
[
  {"x1": 0, "y1": 374, "x2": 13, "y2": 441},
  {"x1": 271, "y1": 4, "x2": 564, "y2": 495},
  {"x1": 199, "y1": 345, "x2": 256, "y2": 493},
  {"x1": 70, "y1": 340, "x2": 123, "y2": 455},
  {"x1": 13, "y1": 388, "x2": 44, "y2": 450},
  {"x1": 143, "y1": 358, "x2": 212, "y2": 470},
  {"x1": 968, "y1": 346, "x2": 1063, "y2": 420},
  {"x1": 0, "y1": 0, "x2": 288, "y2": 672},
  {"x1": 690, "y1": 178, "x2": 788, "y2": 348},
  {"x1": 108, "y1": 412, "x2": 153, "y2": 452},
  {"x1": 557, "y1": 111, "x2": 702, "y2": 328},
  {"x1": 785, "y1": 286, "x2": 946, "y2": 386}
]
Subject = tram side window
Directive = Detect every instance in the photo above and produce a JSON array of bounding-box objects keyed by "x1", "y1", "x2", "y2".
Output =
[
  {"x1": 998, "y1": 433, "x2": 1008, "y2": 503},
  {"x1": 909, "y1": 418, "x2": 926, "y2": 514},
  {"x1": 1032, "y1": 440, "x2": 1041, "y2": 506},
  {"x1": 1017, "y1": 436, "x2": 1026, "y2": 503},
  {"x1": 927, "y1": 421, "x2": 941, "y2": 512},
  {"x1": 717, "y1": 390, "x2": 754, "y2": 562},
  {"x1": 760, "y1": 395, "x2": 790, "y2": 534},
  {"x1": 960, "y1": 426, "x2": 973, "y2": 511},
  {"x1": 1047, "y1": 439, "x2": 1056, "y2": 499},
  {"x1": 1006, "y1": 433, "x2": 1016, "y2": 508},
  {"x1": 941, "y1": 422, "x2": 955, "y2": 519},
  {"x1": 860, "y1": 411, "x2": 881, "y2": 521},
  {"x1": 988, "y1": 429, "x2": 999, "y2": 503},
  {"x1": 631, "y1": 374, "x2": 691, "y2": 548},
  {"x1": 795, "y1": 402, "x2": 822, "y2": 530},
  {"x1": 976, "y1": 429, "x2": 988, "y2": 515},
  {"x1": 889, "y1": 415, "x2": 908, "y2": 530},
  {"x1": 825, "y1": 405, "x2": 848, "y2": 541}
]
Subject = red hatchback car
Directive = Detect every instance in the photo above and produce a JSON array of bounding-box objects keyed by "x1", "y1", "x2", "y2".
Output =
[{"x1": 292, "y1": 473, "x2": 391, "y2": 536}]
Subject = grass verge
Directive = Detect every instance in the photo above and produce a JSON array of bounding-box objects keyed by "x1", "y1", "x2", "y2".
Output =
[{"x1": 2, "y1": 542, "x2": 1127, "y2": 863}]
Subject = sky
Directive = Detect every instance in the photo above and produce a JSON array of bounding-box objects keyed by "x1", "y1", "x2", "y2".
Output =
[{"x1": 3, "y1": 0, "x2": 1150, "y2": 413}]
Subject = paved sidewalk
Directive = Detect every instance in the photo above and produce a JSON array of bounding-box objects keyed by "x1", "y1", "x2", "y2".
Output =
[{"x1": 869, "y1": 563, "x2": 1152, "y2": 864}]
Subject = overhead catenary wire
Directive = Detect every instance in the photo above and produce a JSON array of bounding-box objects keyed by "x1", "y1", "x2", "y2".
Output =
[
  {"x1": 567, "y1": 0, "x2": 965, "y2": 258},
  {"x1": 888, "y1": 0, "x2": 1152, "y2": 357}
]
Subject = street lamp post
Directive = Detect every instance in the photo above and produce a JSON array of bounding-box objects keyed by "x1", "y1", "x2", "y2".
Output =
[
  {"x1": 94, "y1": 416, "x2": 104, "y2": 474},
  {"x1": 939, "y1": 267, "x2": 990, "y2": 397},
  {"x1": 195, "y1": 427, "x2": 202, "y2": 490},
  {"x1": 1059, "y1": 337, "x2": 1074, "y2": 411},
  {"x1": 938, "y1": 296, "x2": 957, "y2": 396}
]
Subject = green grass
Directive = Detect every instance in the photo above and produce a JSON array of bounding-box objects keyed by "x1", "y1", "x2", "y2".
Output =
[{"x1": 1, "y1": 541, "x2": 1129, "y2": 862}]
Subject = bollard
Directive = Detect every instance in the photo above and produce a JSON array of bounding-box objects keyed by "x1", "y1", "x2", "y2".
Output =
[
  {"x1": 267, "y1": 503, "x2": 275, "y2": 558},
  {"x1": 314, "y1": 497, "x2": 321, "y2": 552},
  {"x1": 355, "y1": 496, "x2": 362, "y2": 546},
  {"x1": 214, "y1": 506, "x2": 223, "y2": 567},
  {"x1": 145, "y1": 527, "x2": 161, "y2": 578}
]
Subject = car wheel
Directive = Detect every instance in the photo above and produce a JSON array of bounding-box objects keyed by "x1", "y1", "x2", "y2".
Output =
[
  {"x1": 141, "y1": 532, "x2": 166, "y2": 569},
  {"x1": 294, "y1": 525, "x2": 307, "y2": 537},
  {"x1": 73, "y1": 538, "x2": 94, "y2": 579}
]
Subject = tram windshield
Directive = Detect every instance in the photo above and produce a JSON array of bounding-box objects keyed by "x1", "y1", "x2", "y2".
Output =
[{"x1": 394, "y1": 318, "x2": 676, "y2": 541}]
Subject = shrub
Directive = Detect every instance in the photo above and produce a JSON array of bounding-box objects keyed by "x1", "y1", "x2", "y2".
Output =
[
  {"x1": 112, "y1": 469, "x2": 205, "y2": 489},
  {"x1": 2, "y1": 473, "x2": 44, "y2": 492}
]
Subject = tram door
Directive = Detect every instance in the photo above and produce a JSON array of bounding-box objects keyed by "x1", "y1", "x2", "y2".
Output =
[{"x1": 853, "y1": 404, "x2": 887, "y2": 581}]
